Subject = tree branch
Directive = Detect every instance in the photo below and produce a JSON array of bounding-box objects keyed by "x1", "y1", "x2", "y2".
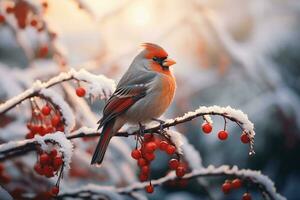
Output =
[
  {"x1": 57, "y1": 165, "x2": 285, "y2": 200},
  {"x1": 0, "y1": 105, "x2": 256, "y2": 161}
]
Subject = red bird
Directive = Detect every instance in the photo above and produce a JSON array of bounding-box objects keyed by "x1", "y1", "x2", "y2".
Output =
[{"x1": 91, "y1": 43, "x2": 176, "y2": 165}]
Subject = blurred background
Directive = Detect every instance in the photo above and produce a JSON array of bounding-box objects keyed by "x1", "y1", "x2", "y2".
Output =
[{"x1": 0, "y1": 0, "x2": 300, "y2": 199}]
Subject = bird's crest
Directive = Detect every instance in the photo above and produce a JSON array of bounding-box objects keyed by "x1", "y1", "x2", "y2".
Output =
[{"x1": 141, "y1": 43, "x2": 168, "y2": 59}]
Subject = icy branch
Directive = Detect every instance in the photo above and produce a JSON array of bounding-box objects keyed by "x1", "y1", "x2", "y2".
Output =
[
  {"x1": 0, "y1": 69, "x2": 115, "y2": 114},
  {"x1": 58, "y1": 165, "x2": 285, "y2": 200}
]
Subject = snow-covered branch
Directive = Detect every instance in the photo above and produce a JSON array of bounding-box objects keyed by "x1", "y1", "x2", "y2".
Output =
[
  {"x1": 0, "y1": 69, "x2": 115, "y2": 114},
  {"x1": 0, "y1": 105, "x2": 255, "y2": 162},
  {"x1": 58, "y1": 165, "x2": 285, "y2": 200}
]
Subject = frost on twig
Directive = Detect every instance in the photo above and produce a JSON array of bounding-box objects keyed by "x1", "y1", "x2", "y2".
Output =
[
  {"x1": 58, "y1": 165, "x2": 285, "y2": 200},
  {"x1": 0, "y1": 69, "x2": 115, "y2": 114}
]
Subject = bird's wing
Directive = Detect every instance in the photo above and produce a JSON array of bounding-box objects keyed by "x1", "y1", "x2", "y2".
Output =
[{"x1": 98, "y1": 83, "x2": 149, "y2": 129}]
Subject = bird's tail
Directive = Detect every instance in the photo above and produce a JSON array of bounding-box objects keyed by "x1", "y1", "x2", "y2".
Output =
[{"x1": 91, "y1": 122, "x2": 114, "y2": 165}]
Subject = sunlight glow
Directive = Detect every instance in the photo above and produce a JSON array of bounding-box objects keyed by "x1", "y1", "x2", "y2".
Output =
[{"x1": 126, "y1": 3, "x2": 152, "y2": 27}]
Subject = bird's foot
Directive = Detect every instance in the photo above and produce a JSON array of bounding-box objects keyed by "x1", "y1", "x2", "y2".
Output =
[
  {"x1": 152, "y1": 118, "x2": 166, "y2": 133},
  {"x1": 138, "y1": 122, "x2": 145, "y2": 135}
]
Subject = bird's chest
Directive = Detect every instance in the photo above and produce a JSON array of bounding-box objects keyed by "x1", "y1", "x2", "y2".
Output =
[
  {"x1": 143, "y1": 74, "x2": 176, "y2": 117},
  {"x1": 124, "y1": 74, "x2": 176, "y2": 123}
]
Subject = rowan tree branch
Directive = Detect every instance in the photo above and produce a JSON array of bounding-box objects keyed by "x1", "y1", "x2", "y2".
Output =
[
  {"x1": 0, "y1": 105, "x2": 256, "y2": 161},
  {"x1": 57, "y1": 165, "x2": 285, "y2": 200}
]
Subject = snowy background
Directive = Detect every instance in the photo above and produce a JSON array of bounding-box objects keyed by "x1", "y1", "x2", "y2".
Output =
[{"x1": 0, "y1": 0, "x2": 299, "y2": 199}]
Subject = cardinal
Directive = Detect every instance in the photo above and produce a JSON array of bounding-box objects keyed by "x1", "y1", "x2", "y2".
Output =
[{"x1": 91, "y1": 43, "x2": 176, "y2": 165}]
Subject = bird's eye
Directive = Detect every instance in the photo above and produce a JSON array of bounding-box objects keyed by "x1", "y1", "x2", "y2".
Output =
[{"x1": 152, "y1": 57, "x2": 158, "y2": 61}]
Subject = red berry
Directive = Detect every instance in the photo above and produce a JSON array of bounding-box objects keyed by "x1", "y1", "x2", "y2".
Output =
[
  {"x1": 0, "y1": 15, "x2": 5, "y2": 24},
  {"x1": 159, "y1": 141, "x2": 168, "y2": 151},
  {"x1": 144, "y1": 152, "x2": 155, "y2": 161},
  {"x1": 26, "y1": 132, "x2": 34, "y2": 139},
  {"x1": 56, "y1": 125, "x2": 65, "y2": 132},
  {"x1": 222, "y1": 182, "x2": 231, "y2": 194},
  {"x1": 176, "y1": 165, "x2": 186, "y2": 178},
  {"x1": 168, "y1": 159, "x2": 179, "y2": 170},
  {"x1": 202, "y1": 123, "x2": 212, "y2": 134},
  {"x1": 26, "y1": 123, "x2": 32, "y2": 130},
  {"x1": 51, "y1": 115, "x2": 61, "y2": 127},
  {"x1": 34, "y1": 163, "x2": 44, "y2": 175},
  {"x1": 39, "y1": 153, "x2": 50, "y2": 165},
  {"x1": 139, "y1": 173, "x2": 148, "y2": 182},
  {"x1": 38, "y1": 45, "x2": 48, "y2": 58},
  {"x1": 53, "y1": 156, "x2": 63, "y2": 169},
  {"x1": 76, "y1": 87, "x2": 86, "y2": 97},
  {"x1": 145, "y1": 184, "x2": 154, "y2": 193},
  {"x1": 242, "y1": 193, "x2": 252, "y2": 200},
  {"x1": 50, "y1": 149, "x2": 58, "y2": 157},
  {"x1": 43, "y1": 166, "x2": 54, "y2": 177},
  {"x1": 42, "y1": 2, "x2": 48, "y2": 9},
  {"x1": 131, "y1": 149, "x2": 141, "y2": 160},
  {"x1": 241, "y1": 133, "x2": 250, "y2": 144},
  {"x1": 141, "y1": 165, "x2": 150, "y2": 175},
  {"x1": 231, "y1": 178, "x2": 242, "y2": 189},
  {"x1": 0, "y1": 164, "x2": 4, "y2": 173},
  {"x1": 137, "y1": 158, "x2": 147, "y2": 167},
  {"x1": 41, "y1": 105, "x2": 51, "y2": 115},
  {"x1": 31, "y1": 125, "x2": 39, "y2": 134},
  {"x1": 51, "y1": 186, "x2": 59, "y2": 196},
  {"x1": 145, "y1": 142, "x2": 157, "y2": 153},
  {"x1": 143, "y1": 133, "x2": 153, "y2": 142},
  {"x1": 166, "y1": 145, "x2": 176, "y2": 155},
  {"x1": 218, "y1": 130, "x2": 228, "y2": 140},
  {"x1": 0, "y1": 174, "x2": 11, "y2": 184},
  {"x1": 6, "y1": 7, "x2": 14, "y2": 14},
  {"x1": 30, "y1": 19, "x2": 38, "y2": 27}
]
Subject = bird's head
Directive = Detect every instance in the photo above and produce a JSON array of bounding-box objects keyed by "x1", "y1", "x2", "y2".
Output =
[{"x1": 140, "y1": 43, "x2": 176, "y2": 73}]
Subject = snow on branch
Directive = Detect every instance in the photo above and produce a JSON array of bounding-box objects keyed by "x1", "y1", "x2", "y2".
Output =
[
  {"x1": 115, "y1": 105, "x2": 256, "y2": 155},
  {"x1": 0, "y1": 105, "x2": 256, "y2": 162},
  {"x1": 58, "y1": 165, "x2": 285, "y2": 200},
  {"x1": 0, "y1": 69, "x2": 115, "y2": 114},
  {"x1": 0, "y1": 132, "x2": 73, "y2": 171}
]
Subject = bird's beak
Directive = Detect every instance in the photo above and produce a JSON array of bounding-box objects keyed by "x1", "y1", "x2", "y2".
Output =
[{"x1": 162, "y1": 58, "x2": 176, "y2": 67}]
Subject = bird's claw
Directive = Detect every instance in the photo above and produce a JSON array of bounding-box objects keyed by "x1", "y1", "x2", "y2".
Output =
[
  {"x1": 152, "y1": 118, "x2": 166, "y2": 133},
  {"x1": 138, "y1": 122, "x2": 145, "y2": 135}
]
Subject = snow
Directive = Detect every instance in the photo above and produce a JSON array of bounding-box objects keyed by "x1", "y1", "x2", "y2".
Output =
[
  {"x1": 0, "y1": 69, "x2": 115, "y2": 114},
  {"x1": 60, "y1": 184, "x2": 123, "y2": 200},
  {"x1": 0, "y1": 132, "x2": 73, "y2": 173},
  {"x1": 73, "y1": 68, "x2": 116, "y2": 99},
  {"x1": 165, "y1": 105, "x2": 256, "y2": 154},
  {"x1": 40, "y1": 89, "x2": 75, "y2": 133},
  {"x1": 116, "y1": 165, "x2": 285, "y2": 200},
  {"x1": 181, "y1": 135, "x2": 203, "y2": 169},
  {"x1": 35, "y1": 132, "x2": 73, "y2": 172}
]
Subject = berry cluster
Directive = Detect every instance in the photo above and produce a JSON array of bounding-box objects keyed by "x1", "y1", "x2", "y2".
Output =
[
  {"x1": 221, "y1": 178, "x2": 252, "y2": 200},
  {"x1": 0, "y1": 164, "x2": 11, "y2": 184},
  {"x1": 131, "y1": 133, "x2": 187, "y2": 193},
  {"x1": 0, "y1": 14, "x2": 5, "y2": 24},
  {"x1": 201, "y1": 122, "x2": 250, "y2": 144},
  {"x1": 3, "y1": 1, "x2": 48, "y2": 30},
  {"x1": 34, "y1": 149, "x2": 63, "y2": 196},
  {"x1": 34, "y1": 149, "x2": 63, "y2": 178},
  {"x1": 26, "y1": 100, "x2": 64, "y2": 139}
]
